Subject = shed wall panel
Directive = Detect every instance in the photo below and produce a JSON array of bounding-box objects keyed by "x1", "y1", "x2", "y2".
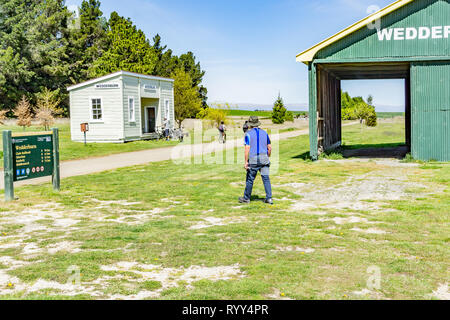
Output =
[
  {"x1": 123, "y1": 76, "x2": 142, "y2": 140},
  {"x1": 411, "y1": 61, "x2": 450, "y2": 161}
]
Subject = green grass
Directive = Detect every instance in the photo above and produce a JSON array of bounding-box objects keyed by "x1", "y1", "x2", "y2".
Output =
[
  {"x1": 0, "y1": 123, "x2": 180, "y2": 164},
  {"x1": 0, "y1": 120, "x2": 448, "y2": 300},
  {"x1": 342, "y1": 118, "x2": 406, "y2": 149}
]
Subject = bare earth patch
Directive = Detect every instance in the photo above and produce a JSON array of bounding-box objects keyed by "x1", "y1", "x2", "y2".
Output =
[
  {"x1": 189, "y1": 217, "x2": 247, "y2": 230},
  {"x1": 431, "y1": 284, "x2": 450, "y2": 300},
  {"x1": 272, "y1": 246, "x2": 315, "y2": 254},
  {"x1": 351, "y1": 227, "x2": 387, "y2": 235}
]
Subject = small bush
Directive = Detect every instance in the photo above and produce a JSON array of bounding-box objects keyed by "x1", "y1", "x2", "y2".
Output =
[{"x1": 285, "y1": 111, "x2": 294, "y2": 122}]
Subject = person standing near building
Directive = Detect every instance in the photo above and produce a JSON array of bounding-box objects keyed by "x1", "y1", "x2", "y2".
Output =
[
  {"x1": 239, "y1": 116, "x2": 273, "y2": 205},
  {"x1": 163, "y1": 117, "x2": 170, "y2": 141}
]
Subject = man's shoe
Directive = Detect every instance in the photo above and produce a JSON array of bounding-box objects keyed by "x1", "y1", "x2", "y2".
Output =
[
  {"x1": 239, "y1": 197, "x2": 250, "y2": 204},
  {"x1": 264, "y1": 198, "x2": 274, "y2": 205}
]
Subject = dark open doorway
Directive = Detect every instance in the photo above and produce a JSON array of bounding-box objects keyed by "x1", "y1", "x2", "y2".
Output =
[{"x1": 316, "y1": 62, "x2": 411, "y2": 159}]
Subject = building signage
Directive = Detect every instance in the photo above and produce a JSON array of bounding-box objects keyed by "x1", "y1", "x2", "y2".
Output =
[
  {"x1": 3, "y1": 130, "x2": 60, "y2": 201},
  {"x1": 377, "y1": 26, "x2": 450, "y2": 41},
  {"x1": 12, "y1": 134, "x2": 54, "y2": 181},
  {"x1": 144, "y1": 84, "x2": 157, "y2": 90},
  {"x1": 95, "y1": 83, "x2": 120, "y2": 89}
]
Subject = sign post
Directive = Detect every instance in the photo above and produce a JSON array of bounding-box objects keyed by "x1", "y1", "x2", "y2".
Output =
[
  {"x1": 52, "y1": 128, "x2": 60, "y2": 191},
  {"x1": 80, "y1": 123, "x2": 89, "y2": 146},
  {"x1": 3, "y1": 131, "x2": 14, "y2": 201},
  {"x1": 2, "y1": 129, "x2": 60, "y2": 201}
]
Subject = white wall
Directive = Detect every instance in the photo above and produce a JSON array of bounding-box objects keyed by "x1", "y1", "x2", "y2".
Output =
[
  {"x1": 69, "y1": 76, "x2": 124, "y2": 142},
  {"x1": 123, "y1": 76, "x2": 141, "y2": 140}
]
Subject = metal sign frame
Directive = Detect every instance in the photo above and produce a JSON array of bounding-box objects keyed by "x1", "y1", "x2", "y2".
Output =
[{"x1": 3, "y1": 128, "x2": 60, "y2": 201}]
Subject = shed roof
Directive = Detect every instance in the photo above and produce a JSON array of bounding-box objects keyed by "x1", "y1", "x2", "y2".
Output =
[
  {"x1": 296, "y1": 0, "x2": 414, "y2": 64},
  {"x1": 67, "y1": 70, "x2": 174, "y2": 91}
]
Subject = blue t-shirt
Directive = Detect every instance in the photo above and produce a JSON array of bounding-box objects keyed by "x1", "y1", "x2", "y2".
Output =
[{"x1": 244, "y1": 128, "x2": 271, "y2": 157}]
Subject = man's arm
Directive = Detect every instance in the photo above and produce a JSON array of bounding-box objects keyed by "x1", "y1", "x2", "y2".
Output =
[
  {"x1": 268, "y1": 144, "x2": 272, "y2": 157},
  {"x1": 244, "y1": 145, "x2": 250, "y2": 170}
]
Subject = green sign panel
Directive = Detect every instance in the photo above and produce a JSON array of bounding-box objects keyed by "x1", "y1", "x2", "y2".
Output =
[{"x1": 12, "y1": 134, "x2": 54, "y2": 182}]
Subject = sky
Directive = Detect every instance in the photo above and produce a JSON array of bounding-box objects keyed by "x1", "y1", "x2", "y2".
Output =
[{"x1": 66, "y1": 0, "x2": 405, "y2": 111}]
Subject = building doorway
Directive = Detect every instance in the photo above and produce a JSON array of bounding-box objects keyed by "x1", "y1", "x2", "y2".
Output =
[
  {"x1": 340, "y1": 79, "x2": 408, "y2": 158},
  {"x1": 145, "y1": 107, "x2": 156, "y2": 134},
  {"x1": 313, "y1": 62, "x2": 411, "y2": 159}
]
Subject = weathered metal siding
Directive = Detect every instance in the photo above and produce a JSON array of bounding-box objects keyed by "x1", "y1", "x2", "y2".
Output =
[
  {"x1": 411, "y1": 61, "x2": 450, "y2": 161},
  {"x1": 317, "y1": 0, "x2": 450, "y2": 61},
  {"x1": 308, "y1": 64, "x2": 319, "y2": 160}
]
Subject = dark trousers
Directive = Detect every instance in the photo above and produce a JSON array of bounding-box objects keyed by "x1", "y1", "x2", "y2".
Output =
[{"x1": 244, "y1": 165, "x2": 272, "y2": 200}]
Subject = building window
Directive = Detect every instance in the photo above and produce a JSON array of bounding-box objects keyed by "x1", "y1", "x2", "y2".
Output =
[
  {"x1": 91, "y1": 98, "x2": 102, "y2": 121},
  {"x1": 165, "y1": 100, "x2": 170, "y2": 119},
  {"x1": 129, "y1": 97, "x2": 135, "y2": 122}
]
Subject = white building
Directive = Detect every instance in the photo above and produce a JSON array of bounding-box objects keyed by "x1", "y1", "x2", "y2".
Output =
[{"x1": 67, "y1": 71, "x2": 175, "y2": 143}]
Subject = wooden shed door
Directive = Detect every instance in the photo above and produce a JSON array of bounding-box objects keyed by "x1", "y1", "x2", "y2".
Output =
[{"x1": 147, "y1": 108, "x2": 156, "y2": 133}]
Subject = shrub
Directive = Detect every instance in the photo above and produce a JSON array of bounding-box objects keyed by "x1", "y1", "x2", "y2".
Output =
[{"x1": 285, "y1": 111, "x2": 294, "y2": 122}]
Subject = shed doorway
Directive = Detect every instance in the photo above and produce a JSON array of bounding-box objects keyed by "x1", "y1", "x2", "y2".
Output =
[{"x1": 315, "y1": 62, "x2": 411, "y2": 159}]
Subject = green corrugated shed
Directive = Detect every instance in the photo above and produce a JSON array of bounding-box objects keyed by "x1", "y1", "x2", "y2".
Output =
[{"x1": 297, "y1": 0, "x2": 450, "y2": 161}]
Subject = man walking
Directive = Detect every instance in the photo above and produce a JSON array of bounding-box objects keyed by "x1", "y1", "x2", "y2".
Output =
[
  {"x1": 239, "y1": 116, "x2": 273, "y2": 205},
  {"x1": 243, "y1": 120, "x2": 249, "y2": 133}
]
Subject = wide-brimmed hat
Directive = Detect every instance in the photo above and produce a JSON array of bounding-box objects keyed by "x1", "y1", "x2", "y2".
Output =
[{"x1": 248, "y1": 116, "x2": 261, "y2": 127}]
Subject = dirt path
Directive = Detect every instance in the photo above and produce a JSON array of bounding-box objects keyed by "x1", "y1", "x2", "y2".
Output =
[{"x1": 0, "y1": 123, "x2": 358, "y2": 190}]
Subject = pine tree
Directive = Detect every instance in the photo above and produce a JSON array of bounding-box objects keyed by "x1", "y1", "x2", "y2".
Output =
[
  {"x1": 67, "y1": 0, "x2": 108, "y2": 84},
  {"x1": 152, "y1": 34, "x2": 180, "y2": 78},
  {"x1": 14, "y1": 96, "x2": 33, "y2": 130},
  {"x1": 35, "y1": 88, "x2": 63, "y2": 131},
  {"x1": 0, "y1": 0, "x2": 72, "y2": 110},
  {"x1": 179, "y1": 52, "x2": 208, "y2": 108},
  {"x1": 89, "y1": 11, "x2": 158, "y2": 77},
  {"x1": 271, "y1": 95, "x2": 287, "y2": 124}
]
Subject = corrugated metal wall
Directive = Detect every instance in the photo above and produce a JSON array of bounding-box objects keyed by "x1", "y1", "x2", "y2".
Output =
[
  {"x1": 318, "y1": 0, "x2": 450, "y2": 61},
  {"x1": 307, "y1": 0, "x2": 450, "y2": 161},
  {"x1": 411, "y1": 61, "x2": 450, "y2": 161}
]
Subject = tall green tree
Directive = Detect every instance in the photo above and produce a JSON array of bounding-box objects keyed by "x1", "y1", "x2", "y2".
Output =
[
  {"x1": 89, "y1": 11, "x2": 158, "y2": 77},
  {"x1": 0, "y1": 0, "x2": 72, "y2": 110},
  {"x1": 172, "y1": 69, "x2": 202, "y2": 128},
  {"x1": 179, "y1": 52, "x2": 208, "y2": 108},
  {"x1": 152, "y1": 34, "x2": 180, "y2": 77},
  {"x1": 67, "y1": 0, "x2": 108, "y2": 84}
]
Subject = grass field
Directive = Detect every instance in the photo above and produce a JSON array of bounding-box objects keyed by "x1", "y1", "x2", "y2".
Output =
[
  {"x1": 0, "y1": 120, "x2": 448, "y2": 300},
  {"x1": 228, "y1": 110, "x2": 403, "y2": 119},
  {"x1": 228, "y1": 110, "x2": 308, "y2": 118}
]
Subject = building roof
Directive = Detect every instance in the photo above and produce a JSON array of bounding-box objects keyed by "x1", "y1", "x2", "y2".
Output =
[
  {"x1": 67, "y1": 70, "x2": 174, "y2": 91},
  {"x1": 296, "y1": 0, "x2": 415, "y2": 64}
]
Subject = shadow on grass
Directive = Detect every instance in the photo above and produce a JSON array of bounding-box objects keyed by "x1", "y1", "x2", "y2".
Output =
[{"x1": 291, "y1": 144, "x2": 409, "y2": 160}]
